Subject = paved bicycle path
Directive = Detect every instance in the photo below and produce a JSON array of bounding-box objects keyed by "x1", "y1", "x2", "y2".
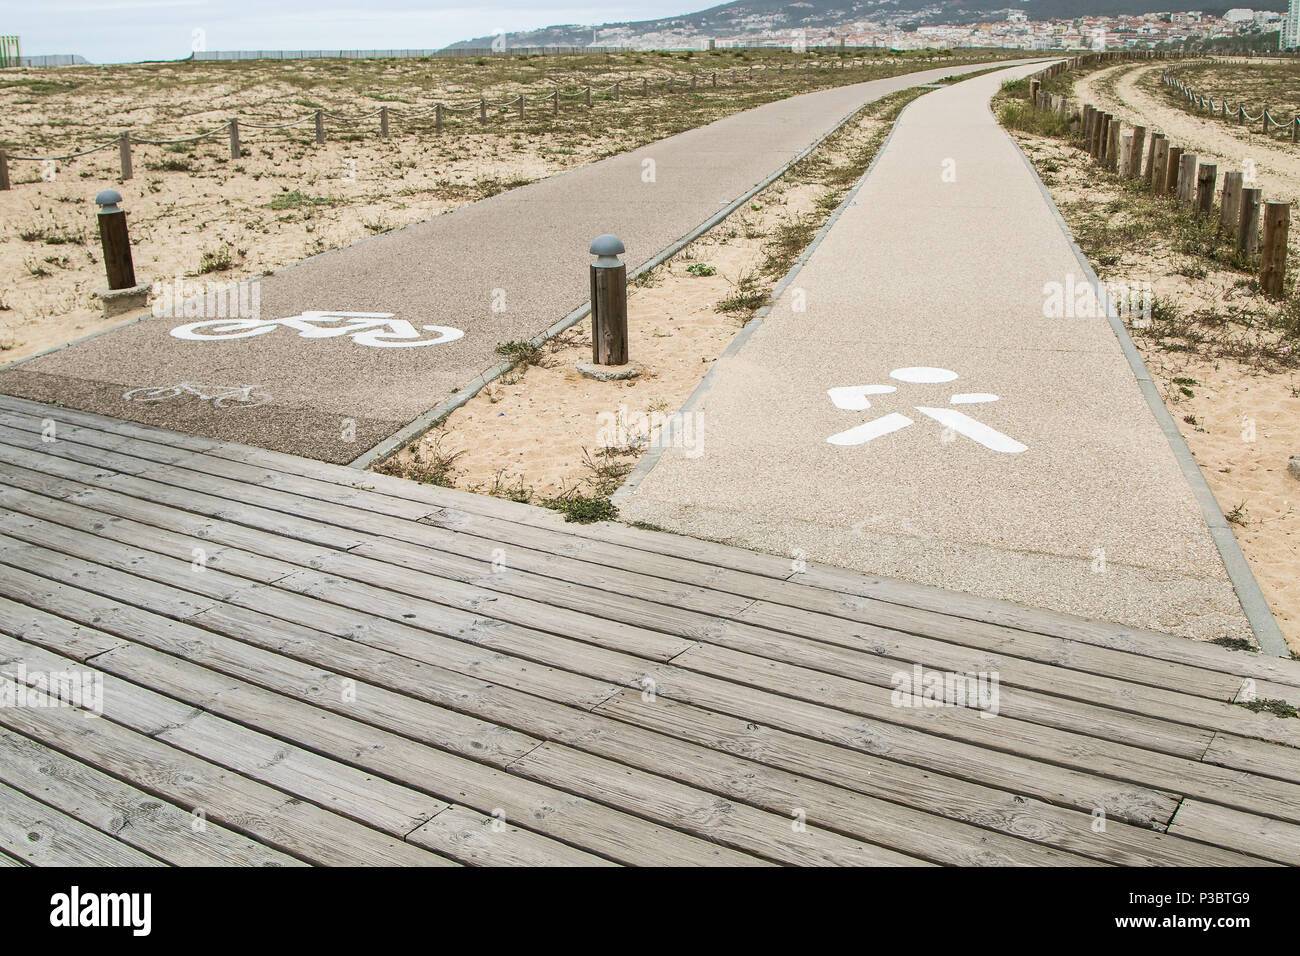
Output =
[
  {"x1": 618, "y1": 64, "x2": 1259, "y2": 643},
  {"x1": 0, "y1": 62, "x2": 1021, "y2": 465}
]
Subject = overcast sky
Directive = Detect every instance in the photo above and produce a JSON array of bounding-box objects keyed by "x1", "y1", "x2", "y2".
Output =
[{"x1": 1, "y1": 0, "x2": 704, "y2": 63}]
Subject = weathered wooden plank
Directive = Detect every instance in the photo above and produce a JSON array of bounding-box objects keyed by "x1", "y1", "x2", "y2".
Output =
[
  {"x1": 0, "y1": 677, "x2": 454, "y2": 866},
  {"x1": 0, "y1": 545, "x2": 1146, "y2": 865},
  {"x1": 0, "y1": 779, "x2": 164, "y2": 866},
  {"x1": 1167, "y1": 798, "x2": 1300, "y2": 865},
  {"x1": 0, "y1": 607, "x2": 760, "y2": 867},
  {"x1": 0, "y1": 396, "x2": 1292, "y2": 866},
  {"x1": 0, "y1": 728, "x2": 304, "y2": 867},
  {"x1": 594, "y1": 690, "x2": 1260, "y2": 866},
  {"x1": 409, "y1": 805, "x2": 617, "y2": 867},
  {"x1": 671, "y1": 644, "x2": 1300, "y2": 825},
  {"x1": 510, "y1": 743, "x2": 927, "y2": 866},
  {"x1": 1200, "y1": 732, "x2": 1300, "y2": 786},
  {"x1": 5, "y1": 407, "x2": 1294, "y2": 693},
  {"x1": 4, "y1": 473, "x2": 1274, "y2": 771},
  {"x1": 0, "y1": 534, "x2": 1185, "y2": 831}
]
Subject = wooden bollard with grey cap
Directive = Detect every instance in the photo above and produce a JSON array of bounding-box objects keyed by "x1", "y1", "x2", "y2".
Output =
[
  {"x1": 94, "y1": 189, "x2": 149, "y2": 318},
  {"x1": 589, "y1": 234, "x2": 629, "y2": 367}
]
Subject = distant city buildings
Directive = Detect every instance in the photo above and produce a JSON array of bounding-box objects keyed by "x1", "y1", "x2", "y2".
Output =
[
  {"x1": 589, "y1": 9, "x2": 1285, "y2": 54},
  {"x1": 1284, "y1": 0, "x2": 1300, "y2": 49}
]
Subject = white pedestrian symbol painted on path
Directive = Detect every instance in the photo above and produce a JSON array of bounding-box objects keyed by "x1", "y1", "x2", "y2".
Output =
[
  {"x1": 827, "y1": 367, "x2": 1027, "y2": 454},
  {"x1": 170, "y1": 312, "x2": 464, "y2": 349}
]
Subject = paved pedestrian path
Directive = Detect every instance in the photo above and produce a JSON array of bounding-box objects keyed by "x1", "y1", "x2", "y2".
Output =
[
  {"x1": 618, "y1": 64, "x2": 1271, "y2": 647},
  {"x1": 0, "y1": 62, "x2": 1016, "y2": 465}
]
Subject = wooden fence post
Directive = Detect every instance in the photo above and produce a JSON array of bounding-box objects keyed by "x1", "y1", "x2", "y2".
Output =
[
  {"x1": 1238, "y1": 187, "x2": 1262, "y2": 256},
  {"x1": 1220, "y1": 170, "x2": 1243, "y2": 234},
  {"x1": 480, "y1": 97, "x2": 487, "y2": 124},
  {"x1": 435, "y1": 103, "x2": 444, "y2": 131},
  {"x1": 1176, "y1": 152, "x2": 1197, "y2": 204},
  {"x1": 1293, "y1": 116, "x2": 1299, "y2": 142},
  {"x1": 518, "y1": 95, "x2": 524, "y2": 120},
  {"x1": 614, "y1": 81, "x2": 620, "y2": 102},
  {"x1": 642, "y1": 76, "x2": 648, "y2": 95},
  {"x1": 380, "y1": 106, "x2": 390, "y2": 138},
  {"x1": 1106, "y1": 118, "x2": 1121, "y2": 171},
  {"x1": 229, "y1": 118, "x2": 240, "y2": 159},
  {"x1": 1163, "y1": 146, "x2": 1183, "y2": 196},
  {"x1": 1260, "y1": 201, "x2": 1290, "y2": 296},
  {"x1": 1151, "y1": 137, "x2": 1169, "y2": 193},
  {"x1": 1145, "y1": 132, "x2": 1163, "y2": 186},
  {"x1": 315, "y1": 110, "x2": 324, "y2": 144},
  {"x1": 1195, "y1": 163, "x2": 1217, "y2": 215},
  {"x1": 585, "y1": 85, "x2": 592, "y2": 106},
  {"x1": 119, "y1": 131, "x2": 132, "y2": 181},
  {"x1": 0, "y1": 148, "x2": 11, "y2": 191},
  {"x1": 1128, "y1": 125, "x2": 1146, "y2": 180}
]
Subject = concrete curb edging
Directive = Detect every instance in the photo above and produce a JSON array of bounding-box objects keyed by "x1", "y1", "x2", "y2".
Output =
[
  {"x1": 1004, "y1": 103, "x2": 1290, "y2": 658},
  {"x1": 613, "y1": 84, "x2": 931, "y2": 503},
  {"x1": 347, "y1": 62, "x2": 1041, "y2": 471}
]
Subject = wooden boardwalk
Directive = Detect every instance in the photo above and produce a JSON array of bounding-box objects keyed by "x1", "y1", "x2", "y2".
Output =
[{"x1": 0, "y1": 393, "x2": 1297, "y2": 866}]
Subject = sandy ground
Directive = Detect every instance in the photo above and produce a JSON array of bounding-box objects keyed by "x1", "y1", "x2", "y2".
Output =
[
  {"x1": 1018, "y1": 130, "x2": 1300, "y2": 653},
  {"x1": 1, "y1": 51, "x2": 994, "y2": 363},
  {"x1": 384, "y1": 101, "x2": 891, "y2": 500},
  {"x1": 1074, "y1": 61, "x2": 1300, "y2": 206}
]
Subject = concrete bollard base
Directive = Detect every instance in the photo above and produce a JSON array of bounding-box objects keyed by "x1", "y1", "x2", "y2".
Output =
[
  {"x1": 97, "y1": 283, "x2": 151, "y2": 319},
  {"x1": 577, "y1": 360, "x2": 644, "y2": 382}
]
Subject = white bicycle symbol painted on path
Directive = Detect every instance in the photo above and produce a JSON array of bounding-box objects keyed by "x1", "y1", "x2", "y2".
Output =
[
  {"x1": 170, "y1": 311, "x2": 464, "y2": 349},
  {"x1": 123, "y1": 382, "x2": 271, "y2": 409}
]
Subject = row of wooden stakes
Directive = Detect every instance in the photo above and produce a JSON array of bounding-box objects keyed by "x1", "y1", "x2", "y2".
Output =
[{"x1": 1027, "y1": 79, "x2": 1291, "y2": 298}]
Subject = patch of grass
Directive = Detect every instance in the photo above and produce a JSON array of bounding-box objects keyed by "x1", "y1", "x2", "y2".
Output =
[
  {"x1": 1210, "y1": 636, "x2": 1258, "y2": 652},
  {"x1": 198, "y1": 246, "x2": 234, "y2": 274},
  {"x1": 1225, "y1": 501, "x2": 1250, "y2": 526},
  {"x1": 716, "y1": 269, "x2": 767, "y2": 316},
  {"x1": 147, "y1": 156, "x2": 195, "y2": 172},
  {"x1": 997, "y1": 99, "x2": 1072, "y2": 138},
  {"x1": 495, "y1": 339, "x2": 544, "y2": 368},
  {"x1": 685, "y1": 262, "x2": 717, "y2": 277},
  {"x1": 1237, "y1": 697, "x2": 1300, "y2": 719},
  {"x1": 265, "y1": 189, "x2": 336, "y2": 210},
  {"x1": 542, "y1": 489, "x2": 618, "y2": 524},
  {"x1": 374, "y1": 437, "x2": 464, "y2": 488}
]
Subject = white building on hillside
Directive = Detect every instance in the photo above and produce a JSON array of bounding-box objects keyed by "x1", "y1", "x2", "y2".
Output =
[{"x1": 1284, "y1": 0, "x2": 1300, "y2": 49}]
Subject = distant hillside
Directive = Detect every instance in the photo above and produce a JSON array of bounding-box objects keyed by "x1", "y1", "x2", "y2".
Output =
[{"x1": 447, "y1": 0, "x2": 1287, "y2": 49}]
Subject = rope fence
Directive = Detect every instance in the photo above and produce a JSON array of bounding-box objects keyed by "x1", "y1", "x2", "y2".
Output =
[
  {"x1": 0, "y1": 55, "x2": 960, "y2": 190},
  {"x1": 1161, "y1": 64, "x2": 1300, "y2": 141},
  {"x1": 1022, "y1": 52, "x2": 1293, "y2": 298}
]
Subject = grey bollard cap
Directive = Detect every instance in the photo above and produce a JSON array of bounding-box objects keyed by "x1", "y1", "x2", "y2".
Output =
[
  {"x1": 589, "y1": 233, "x2": 625, "y2": 268},
  {"x1": 95, "y1": 189, "x2": 123, "y2": 214}
]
